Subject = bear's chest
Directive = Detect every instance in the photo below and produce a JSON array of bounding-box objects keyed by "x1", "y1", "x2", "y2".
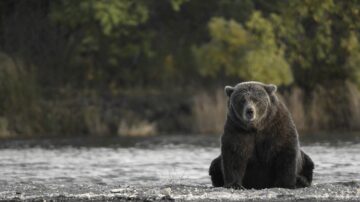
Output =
[{"x1": 250, "y1": 137, "x2": 279, "y2": 165}]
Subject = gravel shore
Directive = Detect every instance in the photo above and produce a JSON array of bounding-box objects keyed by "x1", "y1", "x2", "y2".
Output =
[{"x1": 1, "y1": 181, "x2": 359, "y2": 201}]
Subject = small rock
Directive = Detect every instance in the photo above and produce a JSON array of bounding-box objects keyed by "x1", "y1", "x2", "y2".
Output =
[
  {"x1": 110, "y1": 188, "x2": 124, "y2": 193},
  {"x1": 161, "y1": 187, "x2": 172, "y2": 196}
]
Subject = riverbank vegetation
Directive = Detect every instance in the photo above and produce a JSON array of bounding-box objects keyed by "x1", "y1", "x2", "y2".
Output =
[{"x1": 0, "y1": 0, "x2": 360, "y2": 138}]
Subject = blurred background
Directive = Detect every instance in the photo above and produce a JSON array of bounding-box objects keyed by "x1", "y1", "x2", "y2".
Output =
[{"x1": 0, "y1": 0, "x2": 360, "y2": 139}]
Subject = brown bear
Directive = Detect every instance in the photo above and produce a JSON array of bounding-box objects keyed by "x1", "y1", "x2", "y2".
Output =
[{"x1": 209, "y1": 81, "x2": 314, "y2": 189}]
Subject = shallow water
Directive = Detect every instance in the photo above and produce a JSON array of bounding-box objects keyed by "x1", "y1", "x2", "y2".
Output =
[{"x1": 0, "y1": 135, "x2": 359, "y2": 201}]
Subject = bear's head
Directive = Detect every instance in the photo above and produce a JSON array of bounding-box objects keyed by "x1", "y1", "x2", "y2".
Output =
[{"x1": 225, "y1": 81, "x2": 278, "y2": 130}]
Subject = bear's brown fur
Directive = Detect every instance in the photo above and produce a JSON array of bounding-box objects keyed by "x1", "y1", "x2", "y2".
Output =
[{"x1": 209, "y1": 81, "x2": 314, "y2": 189}]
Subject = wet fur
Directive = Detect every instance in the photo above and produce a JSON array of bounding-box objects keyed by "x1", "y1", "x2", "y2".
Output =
[{"x1": 209, "y1": 82, "x2": 314, "y2": 189}]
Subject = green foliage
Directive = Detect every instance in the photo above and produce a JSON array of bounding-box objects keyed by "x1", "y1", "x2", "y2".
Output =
[
  {"x1": 274, "y1": 0, "x2": 360, "y2": 88},
  {"x1": 50, "y1": 0, "x2": 154, "y2": 88},
  {"x1": 49, "y1": 0, "x2": 201, "y2": 88},
  {"x1": 170, "y1": 0, "x2": 190, "y2": 11},
  {"x1": 1, "y1": 0, "x2": 360, "y2": 137},
  {"x1": 344, "y1": 32, "x2": 360, "y2": 88},
  {"x1": 193, "y1": 12, "x2": 292, "y2": 85},
  {"x1": 51, "y1": 0, "x2": 149, "y2": 36},
  {"x1": 0, "y1": 54, "x2": 41, "y2": 136},
  {"x1": 1, "y1": 0, "x2": 359, "y2": 90}
]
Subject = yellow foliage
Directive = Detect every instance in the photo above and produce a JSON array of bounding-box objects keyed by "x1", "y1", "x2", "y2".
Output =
[{"x1": 193, "y1": 12, "x2": 293, "y2": 86}]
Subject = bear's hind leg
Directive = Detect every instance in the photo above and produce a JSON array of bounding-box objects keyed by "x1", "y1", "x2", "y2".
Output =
[
  {"x1": 296, "y1": 150, "x2": 314, "y2": 188},
  {"x1": 296, "y1": 175, "x2": 310, "y2": 188},
  {"x1": 209, "y1": 155, "x2": 224, "y2": 187}
]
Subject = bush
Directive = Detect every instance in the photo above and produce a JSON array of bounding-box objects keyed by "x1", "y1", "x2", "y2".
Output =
[{"x1": 0, "y1": 53, "x2": 40, "y2": 137}]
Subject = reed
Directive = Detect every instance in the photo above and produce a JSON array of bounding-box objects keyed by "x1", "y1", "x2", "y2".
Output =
[
  {"x1": 192, "y1": 89, "x2": 227, "y2": 134},
  {"x1": 191, "y1": 83, "x2": 360, "y2": 134},
  {"x1": 281, "y1": 87, "x2": 306, "y2": 131},
  {"x1": 118, "y1": 120, "x2": 157, "y2": 137},
  {"x1": 345, "y1": 81, "x2": 360, "y2": 130}
]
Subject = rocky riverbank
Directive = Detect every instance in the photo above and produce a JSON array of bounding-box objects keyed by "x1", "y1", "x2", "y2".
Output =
[{"x1": 1, "y1": 182, "x2": 360, "y2": 201}]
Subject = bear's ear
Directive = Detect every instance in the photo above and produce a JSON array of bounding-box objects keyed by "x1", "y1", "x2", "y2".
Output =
[
  {"x1": 224, "y1": 86, "x2": 234, "y2": 97},
  {"x1": 264, "y1": 84, "x2": 277, "y2": 95}
]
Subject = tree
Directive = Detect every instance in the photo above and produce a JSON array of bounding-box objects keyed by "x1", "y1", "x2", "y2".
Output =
[
  {"x1": 193, "y1": 12, "x2": 292, "y2": 85},
  {"x1": 274, "y1": 0, "x2": 360, "y2": 88}
]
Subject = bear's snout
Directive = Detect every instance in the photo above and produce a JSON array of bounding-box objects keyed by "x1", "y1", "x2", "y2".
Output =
[{"x1": 243, "y1": 105, "x2": 256, "y2": 121}]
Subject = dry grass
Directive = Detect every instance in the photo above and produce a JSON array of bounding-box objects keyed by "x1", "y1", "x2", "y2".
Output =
[
  {"x1": 0, "y1": 53, "x2": 40, "y2": 137},
  {"x1": 192, "y1": 83, "x2": 360, "y2": 135},
  {"x1": 281, "y1": 87, "x2": 306, "y2": 131},
  {"x1": 83, "y1": 106, "x2": 109, "y2": 136},
  {"x1": 192, "y1": 89, "x2": 227, "y2": 134},
  {"x1": 118, "y1": 120, "x2": 157, "y2": 137},
  {"x1": 0, "y1": 117, "x2": 11, "y2": 138},
  {"x1": 345, "y1": 81, "x2": 360, "y2": 130},
  {"x1": 0, "y1": 54, "x2": 359, "y2": 138},
  {"x1": 305, "y1": 83, "x2": 360, "y2": 131},
  {"x1": 307, "y1": 86, "x2": 330, "y2": 131}
]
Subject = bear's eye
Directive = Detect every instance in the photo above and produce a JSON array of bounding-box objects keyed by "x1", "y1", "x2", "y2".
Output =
[
  {"x1": 234, "y1": 96, "x2": 246, "y2": 105},
  {"x1": 254, "y1": 91, "x2": 265, "y2": 98}
]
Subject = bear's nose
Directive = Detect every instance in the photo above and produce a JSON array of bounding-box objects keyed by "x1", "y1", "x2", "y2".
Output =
[{"x1": 245, "y1": 108, "x2": 254, "y2": 120}]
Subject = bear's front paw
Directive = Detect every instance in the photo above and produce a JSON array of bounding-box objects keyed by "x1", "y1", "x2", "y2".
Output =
[
  {"x1": 224, "y1": 183, "x2": 245, "y2": 190},
  {"x1": 274, "y1": 181, "x2": 296, "y2": 189}
]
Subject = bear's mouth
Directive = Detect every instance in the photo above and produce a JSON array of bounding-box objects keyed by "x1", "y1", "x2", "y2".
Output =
[{"x1": 243, "y1": 107, "x2": 256, "y2": 122}]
